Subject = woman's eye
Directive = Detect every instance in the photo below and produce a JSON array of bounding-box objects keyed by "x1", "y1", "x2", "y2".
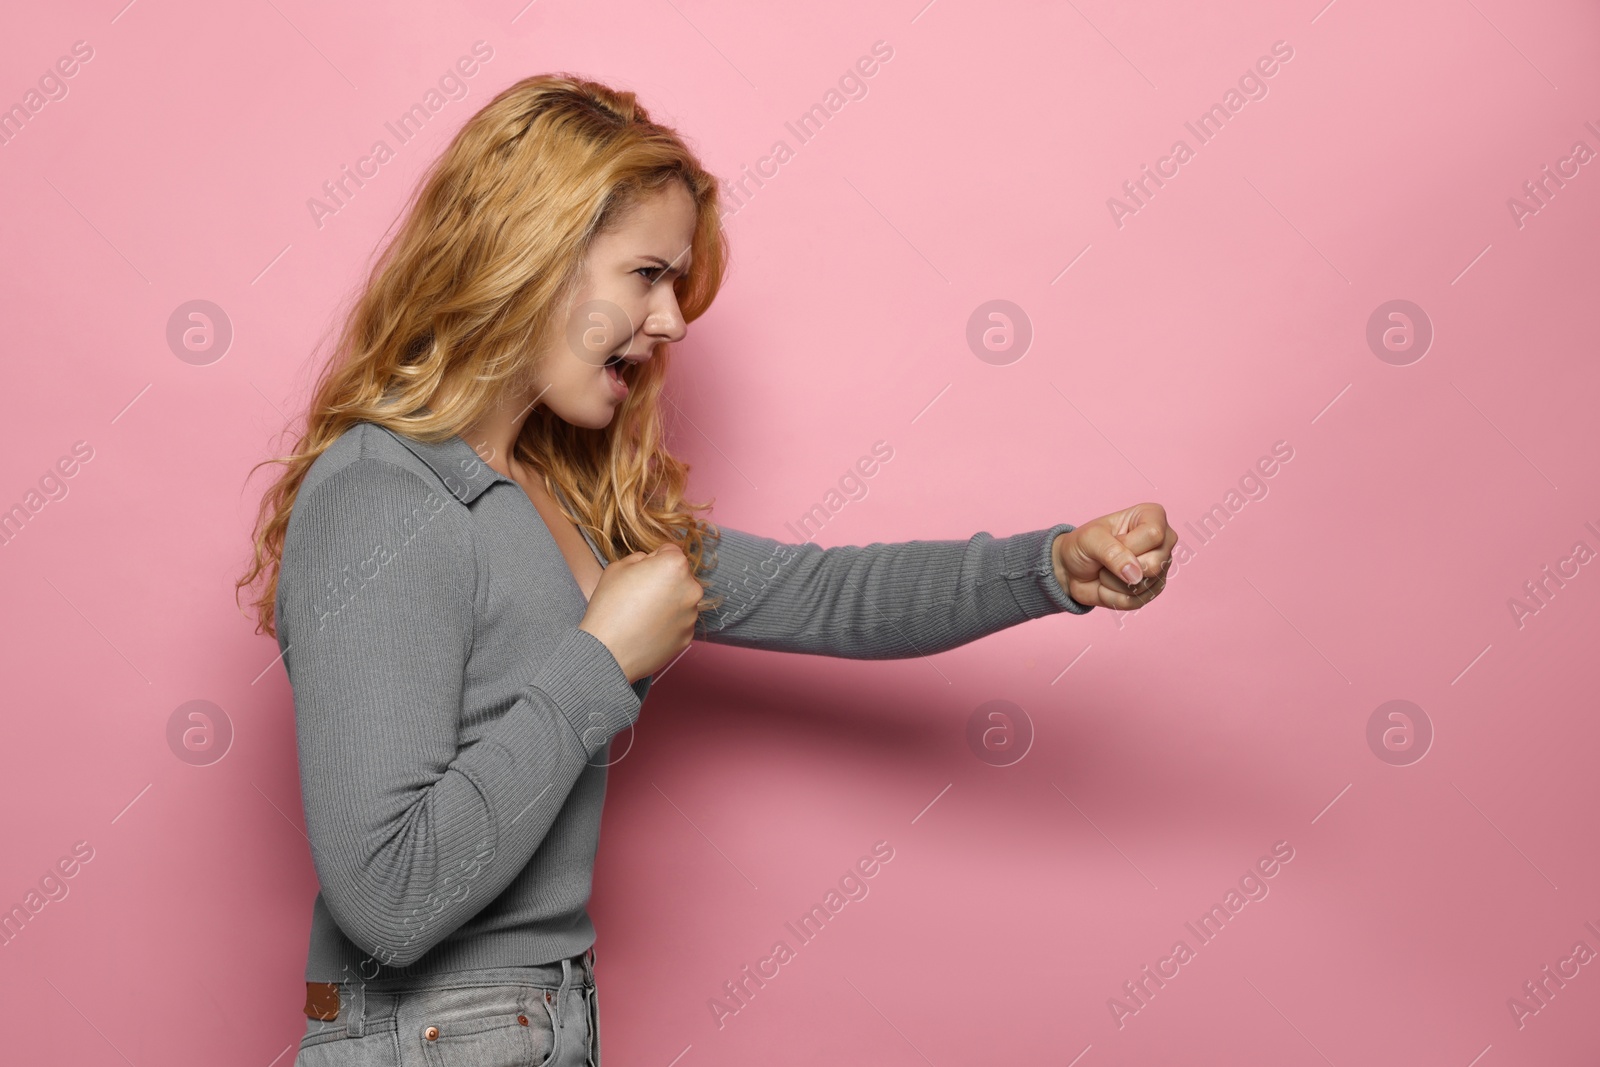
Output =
[{"x1": 635, "y1": 266, "x2": 663, "y2": 281}]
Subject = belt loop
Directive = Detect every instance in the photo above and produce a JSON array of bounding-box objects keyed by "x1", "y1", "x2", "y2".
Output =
[
  {"x1": 345, "y1": 979, "x2": 368, "y2": 1038},
  {"x1": 559, "y1": 955, "x2": 574, "y2": 998}
]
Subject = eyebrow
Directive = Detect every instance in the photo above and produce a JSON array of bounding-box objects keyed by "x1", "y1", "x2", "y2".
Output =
[{"x1": 642, "y1": 251, "x2": 692, "y2": 279}]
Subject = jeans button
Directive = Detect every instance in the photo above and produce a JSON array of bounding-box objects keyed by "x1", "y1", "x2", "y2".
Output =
[{"x1": 424, "y1": 1026, "x2": 439, "y2": 1041}]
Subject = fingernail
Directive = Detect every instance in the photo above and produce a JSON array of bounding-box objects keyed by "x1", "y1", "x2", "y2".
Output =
[{"x1": 1121, "y1": 563, "x2": 1143, "y2": 584}]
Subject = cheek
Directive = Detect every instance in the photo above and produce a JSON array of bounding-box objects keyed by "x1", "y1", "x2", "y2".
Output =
[{"x1": 545, "y1": 340, "x2": 605, "y2": 382}]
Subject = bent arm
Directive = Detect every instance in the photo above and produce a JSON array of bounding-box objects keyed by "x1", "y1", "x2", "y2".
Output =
[
  {"x1": 276, "y1": 459, "x2": 639, "y2": 968},
  {"x1": 693, "y1": 521, "x2": 1092, "y2": 658}
]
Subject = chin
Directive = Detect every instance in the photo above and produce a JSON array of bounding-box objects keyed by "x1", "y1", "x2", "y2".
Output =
[
  {"x1": 553, "y1": 403, "x2": 619, "y2": 430},
  {"x1": 542, "y1": 385, "x2": 623, "y2": 430}
]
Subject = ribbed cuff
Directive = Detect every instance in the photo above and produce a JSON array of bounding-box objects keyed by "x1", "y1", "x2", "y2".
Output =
[
  {"x1": 1000, "y1": 523, "x2": 1094, "y2": 617},
  {"x1": 527, "y1": 627, "x2": 643, "y2": 759}
]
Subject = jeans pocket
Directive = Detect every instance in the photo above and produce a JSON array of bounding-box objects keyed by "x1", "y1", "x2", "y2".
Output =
[
  {"x1": 293, "y1": 1019, "x2": 400, "y2": 1067},
  {"x1": 416, "y1": 989, "x2": 557, "y2": 1067}
]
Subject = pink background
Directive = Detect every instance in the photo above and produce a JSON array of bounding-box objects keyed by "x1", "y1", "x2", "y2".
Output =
[{"x1": 3, "y1": 0, "x2": 1598, "y2": 1063}]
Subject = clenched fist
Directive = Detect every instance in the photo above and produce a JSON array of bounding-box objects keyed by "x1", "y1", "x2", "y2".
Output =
[
  {"x1": 577, "y1": 543, "x2": 705, "y2": 682},
  {"x1": 1052, "y1": 503, "x2": 1177, "y2": 611}
]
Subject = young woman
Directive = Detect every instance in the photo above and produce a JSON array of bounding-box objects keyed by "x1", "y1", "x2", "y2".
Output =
[{"x1": 238, "y1": 73, "x2": 1173, "y2": 1067}]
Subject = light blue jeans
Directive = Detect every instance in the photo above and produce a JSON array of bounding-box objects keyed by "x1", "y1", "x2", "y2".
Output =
[{"x1": 292, "y1": 951, "x2": 599, "y2": 1066}]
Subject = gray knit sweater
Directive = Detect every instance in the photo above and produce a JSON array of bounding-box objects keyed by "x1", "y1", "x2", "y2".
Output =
[{"x1": 275, "y1": 421, "x2": 1092, "y2": 981}]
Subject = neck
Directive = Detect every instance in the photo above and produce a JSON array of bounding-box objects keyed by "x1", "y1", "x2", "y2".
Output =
[{"x1": 459, "y1": 387, "x2": 542, "y2": 481}]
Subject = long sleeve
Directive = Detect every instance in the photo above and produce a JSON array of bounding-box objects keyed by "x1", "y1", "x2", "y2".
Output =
[
  {"x1": 275, "y1": 458, "x2": 640, "y2": 969},
  {"x1": 693, "y1": 521, "x2": 1093, "y2": 658}
]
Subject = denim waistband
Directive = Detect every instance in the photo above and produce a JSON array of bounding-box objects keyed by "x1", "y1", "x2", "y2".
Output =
[{"x1": 331, "y1": 949, "x2": 595, "y2": 1038}]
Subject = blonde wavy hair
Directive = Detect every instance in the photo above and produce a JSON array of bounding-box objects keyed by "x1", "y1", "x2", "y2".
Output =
[{"x1": 237, "y1": 73, "x2": 731, "y2": 638}]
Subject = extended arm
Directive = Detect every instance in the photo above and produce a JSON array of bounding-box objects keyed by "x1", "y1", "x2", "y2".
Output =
[
  {"x1": 693, "y1": 521, "x2": 1092, "y2": 658},
  {"x1": 276, "y1": 459, "x2": 639, "y2": 968}
]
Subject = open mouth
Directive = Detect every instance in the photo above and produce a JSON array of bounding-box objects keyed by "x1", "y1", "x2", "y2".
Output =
[{"x1": 602, "y1": 352, "x2": 635, "y2": 392}]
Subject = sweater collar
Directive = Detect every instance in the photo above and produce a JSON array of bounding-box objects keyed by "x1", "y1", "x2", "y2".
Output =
[
  {"x1": 367, "y1": 421, "x2": 512, "y2": 506},
  {"x1": 366, "y1": 418, "x2": 612, "y2": 567}
]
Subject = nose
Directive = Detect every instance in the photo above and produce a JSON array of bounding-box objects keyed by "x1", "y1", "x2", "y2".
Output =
[{"x1": 643, "y1": 285, "x2": 687, "y2": 345}]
